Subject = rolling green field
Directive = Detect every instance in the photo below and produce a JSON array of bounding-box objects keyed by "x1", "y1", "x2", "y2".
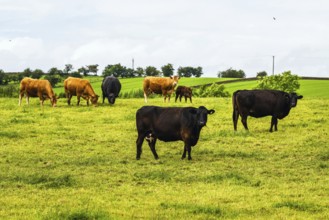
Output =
[
  {"x1": 0, "y1": 90, "x2": 328, "y2": 219},
  {"x1": 50, "y1": 77, "x2": 329, "y2": 99}
]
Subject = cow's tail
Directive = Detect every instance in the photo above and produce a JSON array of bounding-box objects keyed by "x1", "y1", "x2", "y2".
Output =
[{"x1": 232, "y1": 90, "x2": 240, "y2": 131}]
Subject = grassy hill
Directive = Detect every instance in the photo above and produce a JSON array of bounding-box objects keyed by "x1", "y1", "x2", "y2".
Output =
[{"x1": 52, "y1": 77, "x2": 329, "y2": 99}]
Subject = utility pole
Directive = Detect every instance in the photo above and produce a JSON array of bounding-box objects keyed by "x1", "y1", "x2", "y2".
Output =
[
  {"x1": 272, "y1": 55, "x2": 275, "y2": 75},
  {"x1": 132, "y1": 58, "x2": 135, "y2": 70}
]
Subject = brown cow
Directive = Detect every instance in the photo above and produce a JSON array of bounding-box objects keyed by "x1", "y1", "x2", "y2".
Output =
[
  {"x1": 143, "y1": 76, "x2": 180, "y2": 103},
  {"x1": 64, "y1": 77, "x2": 99, "y2": 106},
  {"x1": 19, "y1": 77, "x2": 58, "y2": 107}
]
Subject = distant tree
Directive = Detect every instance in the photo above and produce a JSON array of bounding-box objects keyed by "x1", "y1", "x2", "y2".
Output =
[
  {"x1": 102, "y1": 64, "x2": 127, "y2": 78},
  {"x1": 31, "y1": 69, "x2": 44, "y2": 79},
  {"x1": 177, "y1": 66, "x2": 203, "y2": 77},
  {"x1": 257, "y1": 71, "x2": 267, "y2": 78},
  {"x1": 161, "y1": 63, "x2": 174, "y2": 77},
  {"x1": 78, "y1": 67, "x2": 89, "y2": 76},
  {"x1": 0, "y1": 69, "x2": 9, "y2": 85},
  {"x1": 135, "y1": 67, "x2": 144, "y2": 77},
  {"x1": 48, "y1": 67, "x2": 63, "y2": 76},
  {"x1": 87, "y1": 64, "x2": 99, "y2": 76},
  {"x1": 218, "y1": 68, "x2": 246, "y2": 78},
  {"x1": 193, "y1": 67, "x2": 203, "y2": 77},
  {"x1": 23, "y1": 68, "x2": 33, "y2": 77},
  {"x1": 125, "y1": 68, "x2": 136, "y2": 78},
  {"x1": 44, "y1": 74, "x2": 61, "y2": 87},
  {"x1": 70, "y1": 71, "x2": 83, "y2": 78},
  {"x1": 178, "y1": 66, "x2": 193, "y2": 77},
  {"x1": 256, "y1": 70, "x2": 300, "y2": 93},
  {"x1": 145, "y1": 66, "x2": 160, "y2": 76},
  {"x1": 63, "y1": 64, "x2": 74, "y2": 75}
]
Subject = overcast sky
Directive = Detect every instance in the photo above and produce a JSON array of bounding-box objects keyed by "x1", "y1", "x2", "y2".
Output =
[{"x1": 1, "y1": 0, "x2": 329, "y2": 77}]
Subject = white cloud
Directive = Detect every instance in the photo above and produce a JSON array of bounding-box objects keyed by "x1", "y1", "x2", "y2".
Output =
[{"x1": 1, "y1": 0, "x2": 329, "y2": 77}]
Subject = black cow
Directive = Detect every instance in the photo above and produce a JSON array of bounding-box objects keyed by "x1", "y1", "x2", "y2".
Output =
[
  {"x1": 136, "y1": 106, "x2": 215, "y2": 160},
  {"x1": 232, "y1": 89, "x2": 303, "y2": 132},
  {"x1": 175, "y1": 86, "x2": 192, "y2": 103},
  {"x1": 101, "y1": 76, "x2": 121, "y2": 104}
]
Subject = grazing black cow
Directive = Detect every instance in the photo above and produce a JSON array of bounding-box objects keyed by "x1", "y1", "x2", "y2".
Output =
[
  {"x1": 136, "y1": 106, "x2": 215, "y2": 160},
  {"x1": 101, "y1": 76, "x2": 121, "y2": 104},
  {"x1": 232, "y1": 89, "x2": 303, "y2": 132},
  {"x1": 175, "y1": 86, "x2": 192, "y2": 103}
]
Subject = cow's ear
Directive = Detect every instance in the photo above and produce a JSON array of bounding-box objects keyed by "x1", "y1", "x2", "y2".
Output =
[
  {"x1": 189, "y1": 109, "x2": 197, "y2": 114},
  {"x1": 298, "y1": 95, "x2": 303, "y2": 99},
  {"x1": 208, "y1": 109, "x2": 215, "y2": 115}
]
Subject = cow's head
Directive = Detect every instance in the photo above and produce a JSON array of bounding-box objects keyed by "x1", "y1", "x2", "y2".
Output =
[
  {"x1": 50, "y1": 95, "x2": 59, "y2": 107},
  {"x1": 107, "y1": 93, "x2": 116, "y2": 104},
  {"x1": 91, "y1": 95, "x2": 99, "y2": 106},
  {"x1": 190, "y1": 106, "x2": 215, "y2": 127},
  {"x1": 170, "y1": 75, "x2": 180, "y2": 87},
  {"x1": 289, "y1": 93, "x2": 303, "y2": 107}
]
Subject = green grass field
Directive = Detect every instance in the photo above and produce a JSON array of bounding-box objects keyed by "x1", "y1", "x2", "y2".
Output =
[
  {"x1": 51, "y1": 77, "x2": 329, "y2": 99},
  {"x1": 0, "y1": 92, "x2": 328, "y2": 219}
]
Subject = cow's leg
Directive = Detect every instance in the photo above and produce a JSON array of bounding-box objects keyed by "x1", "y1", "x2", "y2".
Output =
[
  {"x1": 19, "y1": 93, "x2": 23, "y2": 106},
  {"x1": 136, "y1": 134, "x2": 145, "y2": 160},
  {"x1": 179, "y1": 95, "x2": 182, "y2": 102},
  {"x1": 241, "y1": 115, "x2": 249, "y2": 130},
  {"x1": 182, "y1": 143, "x2": 192, "y2": 160},
  {"x1": 144, "y1": 92, "x2": 148, "y2": 103},
  {"x1": 102, "y1": 93, "x2": 105, "y2": 104},
  {"x1": 147, "y1": 137, "x2": 159, "y2": 160},
  {"x1": 67, "y1": 94, "x2": 72, "y2": 105},
  {"x1": 189, "y1": 96, "x2": 192, "y2": 103},
  {"x1": 175, "y1": 94, "x2": 178, "y2": 102},
  {"x1": 77, "y1": 95, "x2": 81, "y2": 106},
  {"x1": 26, "y1": 95, "x2": 29, "y2": 105},
  {"x1": 184, "y1": 96, "x2": 187, "y2": 102},
  {"x1": 39, "y1": 96, "x2": 45, "y2": 107},
  {"x1": 233, "y1": 109, "x2": 239, "y2": 131},
  {"x1": 270, "y1": 116, "x2": 278, "y2": 132}
]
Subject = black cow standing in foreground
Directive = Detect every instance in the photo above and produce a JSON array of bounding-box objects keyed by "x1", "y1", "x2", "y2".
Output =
[
  {"x1": 232, "y1": 90, "x2": 303, "y2": 132},
  {"x1": 136, "y1": 106, "x2": 215, "y2": 160},
  {"x1": 101, "y1": 76, "x2": 121, "y2": 104},
  {"x1": 175, "y1": 86, "x2": 192, "y2": 103}
]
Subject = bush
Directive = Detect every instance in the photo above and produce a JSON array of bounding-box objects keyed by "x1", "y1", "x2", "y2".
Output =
[
  {"x1": 0, "y1": 85, "x2": 19, "y2": 97},
  {"x1": 194, "y1": 83, "x2": 230, "y2": 97},
  {"x1": 256, "y1": 71, "x2": 300, "y2": 93}
]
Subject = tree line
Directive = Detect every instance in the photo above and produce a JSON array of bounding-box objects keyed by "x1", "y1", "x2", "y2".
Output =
[{"x1": 0, "y1": 62, "x2": 272, "y2": 87}]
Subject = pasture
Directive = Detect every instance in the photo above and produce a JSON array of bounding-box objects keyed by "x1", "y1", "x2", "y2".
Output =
[{"x1": 0, "y1": 91, "x2": 328, "y2": 219}]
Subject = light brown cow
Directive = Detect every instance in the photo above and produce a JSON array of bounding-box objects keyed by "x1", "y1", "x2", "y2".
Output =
[
  {"x1": 19, "y1": 77, "x2": 58, "y2": 107},
  {"x1": 64, "y1": 77, "x2": 99, "y2": 106},
  {"x1": 143, "y1": 76, "x2": 180, "y2": 103}
]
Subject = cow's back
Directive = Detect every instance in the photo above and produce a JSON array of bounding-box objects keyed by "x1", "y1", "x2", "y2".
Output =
[
  {"x1": 102, "y1": 76, "x2": 121, "y2": 95},
  {"x1": 143, "y1": 77, "x2": 164, "y2": 94},
  {"x1": 235, "y1": 90, "x2": 290, "y2": 117},
  {"x1": 136, "y1": 106, "x2": 194, "y2": 141},
  {"x1": 20, "y1": 77, "x2": 33, "y2": 91},
  {"x1": 65, "y1": 77, "x2": 89, "y2": 95}
]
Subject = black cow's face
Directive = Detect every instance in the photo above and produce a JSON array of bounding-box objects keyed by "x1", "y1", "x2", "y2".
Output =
[
  {"x1": 108, "y1": 93, "x2": 115, "y2": 104},
  {"x1": 290, "y1": 93, "x2": 303, "y2": 107},
  {"x1": 190, "y1": 106, "x2": 215, "y2": 127}
]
